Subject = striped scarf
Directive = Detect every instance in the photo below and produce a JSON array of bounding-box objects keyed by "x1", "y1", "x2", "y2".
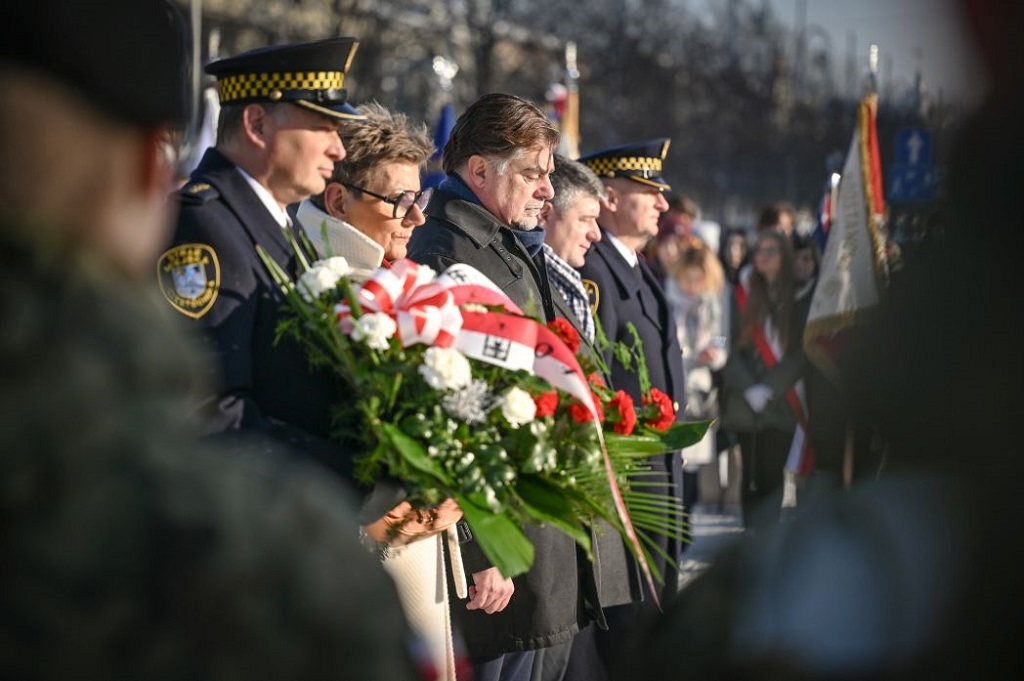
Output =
[{"x1": 542, "y1": 244, "x2": 595, "y2": 343}]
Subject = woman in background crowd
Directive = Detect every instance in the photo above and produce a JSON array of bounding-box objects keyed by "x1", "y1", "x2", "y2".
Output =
[
  {"x1": 664, "y1": 242, "x2": 728, "y2": 524},
  {"x1": 720, "y1": 230, "x2": 810, "y2": 531},
  {"x1": 719, "y1": 227, "x2": 749, "y2": 286}
]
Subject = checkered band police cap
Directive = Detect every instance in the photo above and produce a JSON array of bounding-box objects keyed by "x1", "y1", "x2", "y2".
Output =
[
  {"x1": 578, "y1": 138, "x2": 672, "y2": 191},
  {"x1": 205, "y1": 37, "x2": 363, "y2": 121}
]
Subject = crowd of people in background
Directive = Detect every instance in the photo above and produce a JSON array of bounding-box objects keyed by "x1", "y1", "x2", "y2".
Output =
[{"x1": 3, "y1": 0, "x2": 1020, "y2": 680}]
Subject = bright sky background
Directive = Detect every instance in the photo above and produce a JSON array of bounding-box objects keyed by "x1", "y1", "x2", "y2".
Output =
[{"x1": 765, "y1": 0, "x2": 987, "y2": 103}]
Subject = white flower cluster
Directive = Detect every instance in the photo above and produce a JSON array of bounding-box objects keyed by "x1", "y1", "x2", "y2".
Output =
[
  {"x1": 442, "y1": 379, "x2": 491, "y2": 424},
  {"x1": 419, "y1": 346, "x2": 472, "y2": 391},
  {"x1": 351, "y1": 312, "x2": 397, "y2": 350},
  {"x1": 297, "y1": 256, "x2": 351, "y2": 302}
]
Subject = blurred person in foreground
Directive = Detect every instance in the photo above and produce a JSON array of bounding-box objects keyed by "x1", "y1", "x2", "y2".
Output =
[
  {"x1": 407, "y1": 93, "x2": 601, "y2": 681},
  {"x1": 617, "y1": 0, "x2": 1022, "y2": 678},
  {"x1": 0, "y1": 1, "x2": 418, "y2": 678},
  {"x1": 295, "y1": 102, "x2": 468, "y2": 681},
  {"x1": 576, "y1": 138, "x2": 687, "y2": 676}
]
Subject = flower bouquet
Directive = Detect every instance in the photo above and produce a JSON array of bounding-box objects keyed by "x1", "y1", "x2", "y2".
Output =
[{"x1": 257, "y1": 236, "x2": 708, "y2": 591}]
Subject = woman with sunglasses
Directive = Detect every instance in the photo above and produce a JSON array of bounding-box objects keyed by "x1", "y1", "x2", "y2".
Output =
[{"x1": 295, "y1": 103, "x2": 466, "y2": 680}]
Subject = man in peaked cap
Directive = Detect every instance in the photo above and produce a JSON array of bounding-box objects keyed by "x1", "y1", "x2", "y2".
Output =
[
  {"x1": 573, "y1": 138, "x2": 688, "y2": 676},
  {"x1": 1, "y1": 3, "x2": 419, "y2": 678},
  {"x1": 157, "y1": 38, "x2": 373, "y2": 483}
]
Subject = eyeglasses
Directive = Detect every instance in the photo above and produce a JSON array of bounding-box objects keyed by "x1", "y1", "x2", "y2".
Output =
[
  {"x1": 340, "y1": 182, "x2": 433, "y2": 219},
  {"x1": 753, "y1": 245, "x2": 781, "y2": 256}
]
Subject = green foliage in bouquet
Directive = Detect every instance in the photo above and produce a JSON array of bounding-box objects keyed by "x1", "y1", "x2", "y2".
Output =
[{"x1": 256, "y1": 229, "x2": 709, "y2": 582}]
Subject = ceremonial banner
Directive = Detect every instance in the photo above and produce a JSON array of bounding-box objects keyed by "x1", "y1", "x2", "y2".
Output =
[{"x1": 804, "y1": 93, "x2": 888, "y2": 382}]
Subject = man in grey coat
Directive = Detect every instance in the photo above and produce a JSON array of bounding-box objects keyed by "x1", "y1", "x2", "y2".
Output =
[{"x1": 407, "y1": 93, "x2": 599, "y2": 681}]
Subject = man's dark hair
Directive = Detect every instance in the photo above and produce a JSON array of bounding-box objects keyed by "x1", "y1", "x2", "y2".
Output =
[{"x1": 442, "y1": 93, "x2": 559, "y2": 175}]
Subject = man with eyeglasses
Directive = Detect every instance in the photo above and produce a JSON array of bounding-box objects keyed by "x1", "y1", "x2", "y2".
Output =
[
  {"x1": 407, "y1": 93, "x2": 600, "y2": 681},
  {"x1": 158, "y1": 39, "x2": 369, "y2": 481},
  {"x1": 295, "y1": 102, "x2": 434, "y2": 280}
]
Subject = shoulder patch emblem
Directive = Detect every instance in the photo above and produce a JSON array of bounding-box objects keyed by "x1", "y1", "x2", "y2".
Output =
[
  {"x1": 157, "y1": 243, "x2": 220, "y2": 319},
  {"x1": 178, "y1": 181, "x2": 219, "y2": 205},
  {"x1": 582, "y1": 278, "x2": 600, "y2": 314}
]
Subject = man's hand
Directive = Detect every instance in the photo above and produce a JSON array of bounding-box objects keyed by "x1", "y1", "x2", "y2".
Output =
[{"x1": 466, "y1": 567, "x2": 514, "y2": 614}]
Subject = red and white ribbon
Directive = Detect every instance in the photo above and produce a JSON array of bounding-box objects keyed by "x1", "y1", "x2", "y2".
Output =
[{"x1": 335, "y1": 259, "x2": 462, "y2": 348}]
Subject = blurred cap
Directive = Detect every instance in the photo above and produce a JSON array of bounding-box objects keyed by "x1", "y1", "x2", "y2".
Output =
[
  {"x1": 0, "y1": 0, "x2": 191, "y2": 127},
  {"x1": 205, "y1": 38, "x2": 364, "y2": 121},
  {"x1": 578, "y1": 138, "x2": 672, "y2": 191}
]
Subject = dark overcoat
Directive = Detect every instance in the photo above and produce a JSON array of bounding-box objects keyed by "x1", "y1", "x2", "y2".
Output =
[
  {"x1": 407, "y1": 183, "x2": 599, "y2": 655},
  {"x1": 577, "y1": 233, "x2": 687, "y2": 601}
]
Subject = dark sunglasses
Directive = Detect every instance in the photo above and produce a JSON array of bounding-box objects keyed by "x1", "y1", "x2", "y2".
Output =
[{"x1": 340, "y1": 182, "x2": 433, "y2": 219}]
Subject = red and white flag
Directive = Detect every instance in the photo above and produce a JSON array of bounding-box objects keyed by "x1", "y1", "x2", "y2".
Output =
[{"x1": 804, "y1": 93, "x2": 889, "y2": 382}]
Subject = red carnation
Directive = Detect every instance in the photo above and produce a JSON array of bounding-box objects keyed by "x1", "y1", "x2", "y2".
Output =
[
  {"x1": 547, "y1": 318, "x2": 581, "y2": 354},
  {"x1": 643, "y1": 387, "x2": 677, "y2": 432},
  {"x1": 569, "y1": 394, "x2": 605, "y2": 424},
  {"x1": 606, "y1": 390, "x2": 637, "y2": 435},
  {"x1": 587, "y1": 372, "x2": 606, "y2": 389},
  {"x1": 534, "y1": 390, "x2": 559, "y2": 418}
]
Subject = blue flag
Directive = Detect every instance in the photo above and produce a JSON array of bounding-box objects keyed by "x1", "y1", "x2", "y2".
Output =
[{"x1": 423, "y1": 103, "x2": 455, "y2": 189}]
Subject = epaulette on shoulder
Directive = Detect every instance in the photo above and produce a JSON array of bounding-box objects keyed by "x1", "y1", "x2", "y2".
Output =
[{"x1": 177, "y1": 181, "x2": 220, "y2": 205}]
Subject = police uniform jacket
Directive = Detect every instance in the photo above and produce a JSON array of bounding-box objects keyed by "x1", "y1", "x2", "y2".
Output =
[
  {"x1": 161, "y1": 147, "x2": 354, "y2": 483},
  {"x1": 577, "y1": 232, "x2": 687, "y2": 600},
  {"x1": 407, "y1": 180, "x2": 599, "y2": 655}
]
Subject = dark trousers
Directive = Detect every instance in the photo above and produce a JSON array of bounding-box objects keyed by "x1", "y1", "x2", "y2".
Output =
[
  {"x1": 468, "y1": 650, "x2": 537, "y2": 681},
  {"x1": 562, "y1": 625, "x2": 607, "y2": 681},
  {"x1": 738, "y1": 428, "x2": 792, "y2": 531}
]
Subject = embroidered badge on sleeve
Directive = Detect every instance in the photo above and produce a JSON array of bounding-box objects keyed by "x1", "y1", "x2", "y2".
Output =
[{"x1": 157, "y1": 243, "x2": 220, "y2": 319}]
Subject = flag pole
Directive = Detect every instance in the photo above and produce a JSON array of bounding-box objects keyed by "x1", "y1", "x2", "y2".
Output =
[
  {"x1": 841, "y1": 44, "x2": 882, "y2": 488},
  {"x1": 563, "y1": 41, "x2": 580, "y2": 158}
]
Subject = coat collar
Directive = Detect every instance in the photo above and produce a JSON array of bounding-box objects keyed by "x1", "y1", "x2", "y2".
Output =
[
  {"x1": 191, "y1": 148, "x2": 292, "y2": 256},
  {"x1": 590, "y1": 232, "x2": 666, "y2": 331},
  {"x1": 294, "y1": 198, "x2": 385, "y2": 280},
  {"x1": 425, "y1": 184, "x2": 507, "y2": 249}
]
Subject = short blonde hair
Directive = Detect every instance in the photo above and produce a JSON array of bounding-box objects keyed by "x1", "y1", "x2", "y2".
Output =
[{"x1": 332, "y1": 102, "x2": 433, "y2": 190}]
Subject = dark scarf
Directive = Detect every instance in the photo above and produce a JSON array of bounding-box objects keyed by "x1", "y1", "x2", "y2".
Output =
[{"x1": 439, "y1": 174, "x2": 547, "y2": 256}]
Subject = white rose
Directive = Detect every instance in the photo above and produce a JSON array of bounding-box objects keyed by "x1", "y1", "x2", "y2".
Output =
[
  {"x1": 321, "y1": 256, "x2": 351, "y2": 277},
  {"x1": 418, "y1": 346, "x2": 472, "y2": 391},
  {"x1": 351, "y1": 312, "x2": 397, "y2": 350},
  {"x1": 501, "y1": 387, "x2": 537, "y2": 428},
  {"x1": 297, "y1": 265, "x2": 342, "y2": 302}
]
